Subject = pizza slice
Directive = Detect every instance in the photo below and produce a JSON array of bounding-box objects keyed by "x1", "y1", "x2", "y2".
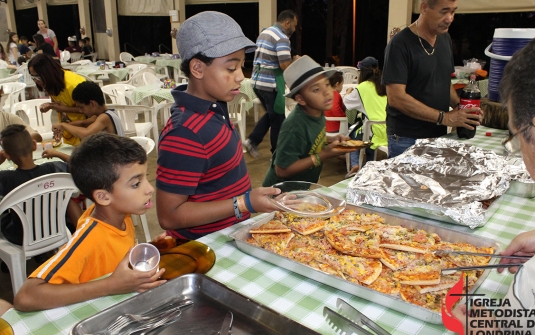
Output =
[
  {"x1": 251, "y1": 232, "x2": 295, "y2": 254},
  {"x1": 364, "y1": 268, "x2": 400, "y2": 296},
  {"x1": 393, "y1": 253, "x2": 442, "y2": 285},
  {"x1": 321, "y1": 254, "x2": 382, "y2": 285},
  {"x1": 399, "y1": 285, "x2": 447, "y2": 313},
  {"x1": 417, "y1": 271, "x2": 478, "y2": 294},
  {"x1": 274, "y1": 211, "x2": 327, "y2": 235},
  {"x1": 379, "y1": 248, "x2": 418, "y2": 271},
  {"x1": 377, "y1": 225, "x2": 441, "y2": 253},
  {"x1": 309, "y1": 260, "x2": 345, "y2": 279},
  {"x1": 249, "y1": 220, "x2": 291, "y2": 234},
  {"x1": 432, "y1": 242, "x2": 494, "y2": 268},
  {"x1": 329, "y1": 211, "x2": 384, "y2": 232},
  {"x1": 324, "y1": 223, "x2": 382, "y2": 258}
]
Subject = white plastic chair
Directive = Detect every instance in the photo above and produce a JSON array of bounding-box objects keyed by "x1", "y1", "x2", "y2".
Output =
[
  {"x1": 68, "y1": 52, "x2": 82, "y2": 62},
  {"x1": 119, "y1": 68, "x2": 156, "y2": 87},
  {"x1": 1, "y1": 82, "x2": 26, "y2": 114},
  {"x1": 107, "y1": 104, "x2": 155, "y2": 142},
  {"x1": 17, "y1": 63, "x2": 39, "y2": 99},
  {"x1": 0, "y1": 173, "x2": 78, "y2": 294},
  {"x1": 126, "y1": 64, "x2": 147, "y2": 79},
  {"x1": 359, "y1": 120, "x2": 388, "y2": 169},
  {"x1": 120, "y1": 52, "x2": 135, "y2": 62},
  {"x1": 101, "y1": 84, "x2": 135, "y2": 105},
  {"x1": 60, "y1": 50, "x2": 71, "y2": 62},
  {"x1": 77, "y1": 73, "x2": 103, "y2": 88},
  {"x1": 227, "y1": 93, "x2": 249, "y2": 151},
  {"x1": 337, "y1": 67, "x2": 359, "y2": 85},
  {"x1": 12, "y1": 99, "x2": 54, "y2": 140},
  {"x1": 158, "y1": 102, "x2": 175, "y2": 126},
  {"x1": 0, "y1": 74, "x2": 23, "y2": 85},
  {"x1": 142, "y1": 72, "x2": 161, "y2": 86},
  {"x1": 325, "y1": 116, "x2": 351, "y2": 173}
]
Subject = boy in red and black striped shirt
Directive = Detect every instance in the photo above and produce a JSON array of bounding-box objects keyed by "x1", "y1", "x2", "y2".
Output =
[{"x1": 156, "y1": 12, "x2": 280, "y2": 240}]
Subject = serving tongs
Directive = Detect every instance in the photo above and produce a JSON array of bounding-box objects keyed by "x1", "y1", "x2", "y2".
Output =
[
  {"x1": 435, "y1": 250, "x2": 531, "y2": 272},
  {"x1": 323, "y1": 298, "x2": 391, "y2": 335}
]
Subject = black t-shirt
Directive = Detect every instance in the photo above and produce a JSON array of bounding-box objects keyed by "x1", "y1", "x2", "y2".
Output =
[
  {"x1": 0, "y1": 162, "x2": 68, "y2": 245},
  {"x1": 37, "y1": 43, "x2": 56, "y2": 57},
  {"x1": 382, "y1": 27, "x2": 454, "y2": 138}
]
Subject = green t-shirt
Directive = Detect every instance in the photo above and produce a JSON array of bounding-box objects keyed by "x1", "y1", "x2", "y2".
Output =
[{"x1": 262, "y1": 105, "x2": 326, "y2": 186}]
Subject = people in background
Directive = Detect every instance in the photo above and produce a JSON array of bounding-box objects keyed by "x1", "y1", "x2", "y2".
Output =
[
  {"x1": 14, "y1": 133, "x2": 165, "y2": 312},
  {"x1": 0, "y1": 125, "x2": 81, "y2": 246},
  {"x1": 262, "y1": 56, "x2": 349, "y2": 186},
  {"x1": 0, "y1": 43, "x2": 8, "y2": 62},
  {"x1": 52, "y1": 81, "x2": 125, "y2": 139},
  {"x1": 81, "y1": 37, "x2": 93, "y2": 60},
  {"x1": 28, "y1": 54, "x2": 87, "y2": 146},
  {"x1": 36, "y1": 19, "x2": 60, "y2": 58},
  {"x1": 7, "y1": 32, "x2": 20, "y2": 64},
  {"x1": 324, "y1": 71, "x2": 346, "y2": 134},
  {"x1": 33, "y1": 34, "x2": 56, "y2": 58},
  {"x1": 18, "y1": 36, "x2": 33, "y2": 59},
  {"x1": 64, "y1": 36, "x2": 82, "y2": 54},
  {"x1": 243, "y1": 10, "x2": 300, "y2": 158},
  {"x1": 157, "y1": 11, "x2": 280, "y2": 241},
  {"x1": 344, "y1": 56, "x2": 388, "y2": 176},
  {"x1": 382, "y1": 0, "x2": 480, "y2": 158},
  {"x1": 452, "y1": 37, "x2": 535, "y2": 334}
]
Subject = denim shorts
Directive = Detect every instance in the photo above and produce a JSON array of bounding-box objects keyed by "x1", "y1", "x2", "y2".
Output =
[{"x1": 387, "y1": 135, "x2": 416, "y2": 158}]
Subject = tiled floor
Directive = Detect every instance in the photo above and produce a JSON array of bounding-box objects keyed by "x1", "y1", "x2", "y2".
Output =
[{"x1": 0, "y1": 107, "x2": 350, "y2": 305}]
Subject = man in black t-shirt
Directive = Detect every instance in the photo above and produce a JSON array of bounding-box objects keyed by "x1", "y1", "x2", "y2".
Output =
[{"x1": 382, "y1": 0, "x2": 482, "y2": 158}]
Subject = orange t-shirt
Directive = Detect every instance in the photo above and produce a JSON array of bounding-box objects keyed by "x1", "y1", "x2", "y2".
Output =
[{"x1": 30, "y1": 204, "x2": 135, "y2": 284}]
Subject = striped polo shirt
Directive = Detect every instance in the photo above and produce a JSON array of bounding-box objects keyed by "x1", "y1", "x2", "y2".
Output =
[
  {"x1": 157, "y1": 87, "x2": 252, "y2": 239},
  {"x1": 252, "y1": 23, "x2": 292, "y2": 92}
]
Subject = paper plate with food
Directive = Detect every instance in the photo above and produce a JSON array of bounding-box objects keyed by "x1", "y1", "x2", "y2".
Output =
[{"x1": 335, "y1": 140, "x2": 372, "y2": 151}]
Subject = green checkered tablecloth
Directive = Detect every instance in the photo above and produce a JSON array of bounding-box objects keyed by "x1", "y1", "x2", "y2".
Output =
[
  {"x1": 75, "y1": 68, "x2": 130, "y2": 82},
  {"x1": 130, "y1": 86, "x2": 173, "y2": 105},
  {"x1": 155, "y1": 59, "x2": 182, "y2": 70},
  {"x1": 133, "y1": 56, "x2": 157, "y2": 64},
  {"x1": 3, "y1": 126, "x2": 533, "y2": 335}
]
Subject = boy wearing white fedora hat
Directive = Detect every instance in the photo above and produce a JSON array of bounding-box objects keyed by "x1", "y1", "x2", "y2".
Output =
[{"x1": 262, "y1": 55, "x2": 351, "y2": 186}]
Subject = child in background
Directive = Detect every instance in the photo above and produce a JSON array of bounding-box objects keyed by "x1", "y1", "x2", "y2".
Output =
[
  {"x1": 51, "y1": 81, "x2": 125, "y2": 139},
  {"x1": 262, "y1": 56, "x2": 350, "y2": 186},
  {"x1": 18, "y1": 36, "x2": 33, "y2": 59},
  {"x1": 14, "y1": 133, "x2": 165, "y2": 312},
  {"x1": 324, "y1": 71, "x2": 347, "y2": 134},
  {"x1": 0, "y1": 125, "x2": 81, "y2": 245}
]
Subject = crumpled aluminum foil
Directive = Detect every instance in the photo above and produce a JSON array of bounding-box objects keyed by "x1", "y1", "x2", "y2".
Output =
[{"x1": 347, "y1": 138, "x2": 526, "y2": 229}]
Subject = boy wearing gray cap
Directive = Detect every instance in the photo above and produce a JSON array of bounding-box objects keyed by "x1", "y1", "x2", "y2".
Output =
[
  {"x1": 262, "y1": 55, "x2": 351, "y2": 186},
  {"x1": 156, "y1": 11, "x2": 280, "y2": 240}
]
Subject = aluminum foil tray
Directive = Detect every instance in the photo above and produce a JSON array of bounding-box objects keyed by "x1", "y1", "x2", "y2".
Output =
[
  {"x1": 230, "y1": 206, "x2": 501, "y2": 324},
  {"x1": 70, "y1": 274, "x2": 319, "y2": 335},
  {"x1": 347, "y1": 138, "x2": 520, "y2": 228}
]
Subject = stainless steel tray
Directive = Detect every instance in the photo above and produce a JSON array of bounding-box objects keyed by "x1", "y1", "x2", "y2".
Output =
[
  {"x1": 70, "y1": 274, "x2": 320, "y2": 335},
  {"x1": 229, "y1": 205, "x2": 501, "y2": 324}
]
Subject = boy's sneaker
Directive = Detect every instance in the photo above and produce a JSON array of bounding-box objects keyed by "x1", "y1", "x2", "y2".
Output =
[{"x1": 243, "y1": 139, "x2": 260, "y2": 159}]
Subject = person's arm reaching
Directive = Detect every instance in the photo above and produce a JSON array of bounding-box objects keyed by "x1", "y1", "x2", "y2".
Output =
[
  {"x1": 52, "y1": 115, "x2": 108, "y2": 140},
  {"x1": 497, "y1": 230, "x2": 535, "y2": 274},
  {"x1": 386, "y1": 83, "x2": 481, "y2": 130},
  {"x1": 14, "y1": 253, "x2": 166, "y2": 312},
  {"x1": 157, "y1": 187, "x2": 281, "y2": 230}
]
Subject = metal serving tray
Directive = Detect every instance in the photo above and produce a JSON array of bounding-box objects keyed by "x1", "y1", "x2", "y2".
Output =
[
  {"x1": 229, "y1": 205, "x2": 501, "y2": 324},
  {"x1": 70, "y1": 274, "x2": 320, "y2": 335}
]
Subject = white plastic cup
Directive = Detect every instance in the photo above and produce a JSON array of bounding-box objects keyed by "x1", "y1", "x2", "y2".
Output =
[
  {"x1": 44, "y1": 142, "x2": 53, "y2": 151},
  {"x1": 129, "y1": 243, "x2": 160, "y2": 272}
]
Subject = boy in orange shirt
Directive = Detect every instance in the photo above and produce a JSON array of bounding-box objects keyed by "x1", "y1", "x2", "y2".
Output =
[{"x1": 14, "y1": 133, "x2": 165, "y2": 312}]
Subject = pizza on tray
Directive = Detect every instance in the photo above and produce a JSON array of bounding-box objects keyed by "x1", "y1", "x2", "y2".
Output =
[{"x1": 245, "y1": 210, "x2": 493, "y2": 313}]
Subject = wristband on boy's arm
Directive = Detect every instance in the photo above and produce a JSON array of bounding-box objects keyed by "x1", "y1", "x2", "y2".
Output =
[
  {"x1": 245, "y1": 191, "x2": 256, "y2": 213},
  {"x1": 233, "y1": 196, "x2": 242, "y2": 219},
  {"x1": 310, "y1": 154, "x2": 319, "y2": 167},
  {"x1": 315, "y1": 153, "x2": 322, "y2": 166},
  {"x1": 236, "y1": 195, "x2": 248, "y2": 213}
]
